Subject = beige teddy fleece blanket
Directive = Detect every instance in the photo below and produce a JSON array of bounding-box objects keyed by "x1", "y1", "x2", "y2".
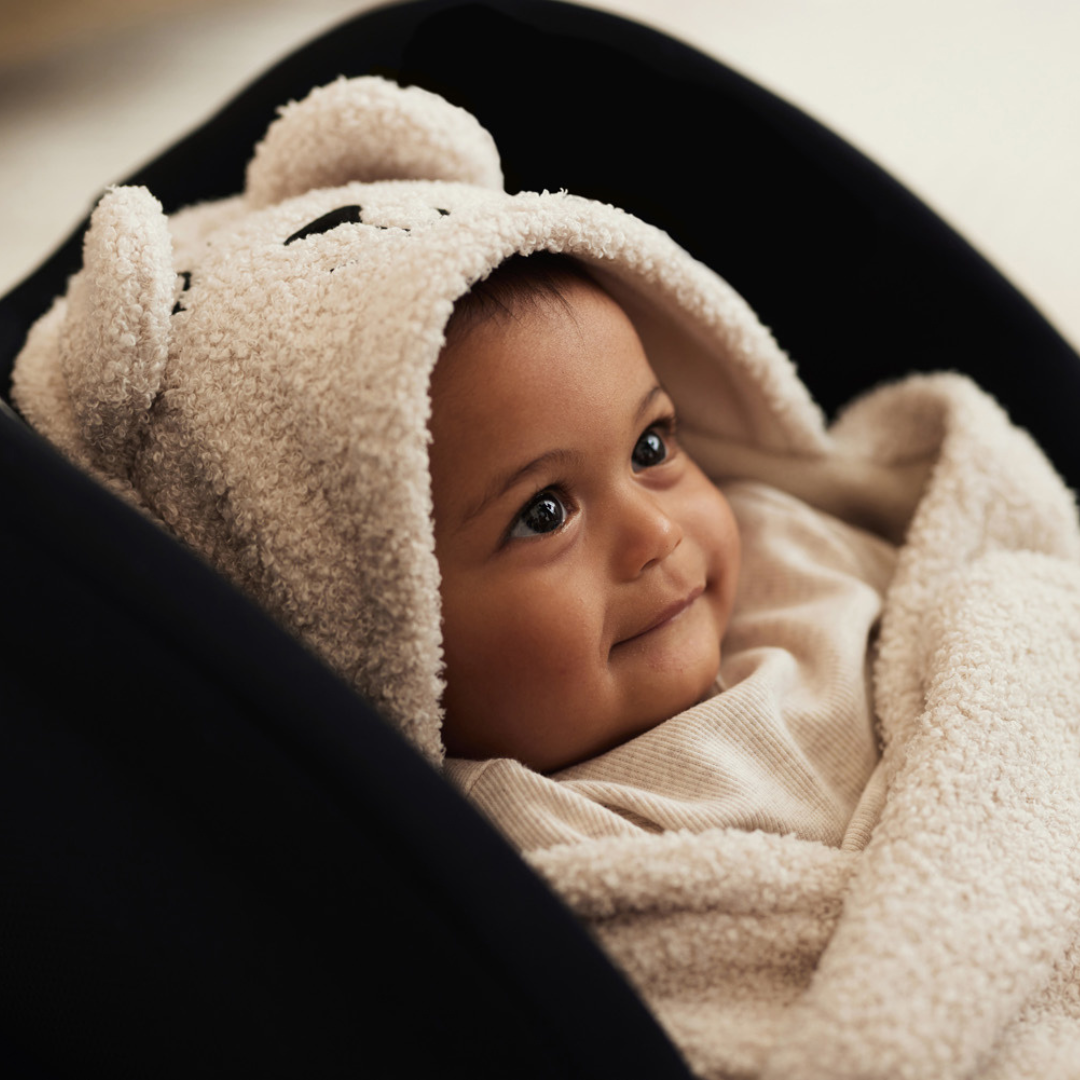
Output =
[
  {"x1": 10, "y1": 75, "x2": 1080, "y2": 1080},
  {"x1": 509, "y1": 374, "x2": 1080, "y2": 1080}
]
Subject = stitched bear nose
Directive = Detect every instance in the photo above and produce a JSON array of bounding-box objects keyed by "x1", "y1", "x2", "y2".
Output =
[{"x1": 171, "y1": 270, "x2": 192, "y2": 316}]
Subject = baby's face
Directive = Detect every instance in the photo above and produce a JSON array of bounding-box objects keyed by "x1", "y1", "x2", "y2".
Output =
[{"x1": 429, "y1": 277, "x2": 740, "y2": 771}]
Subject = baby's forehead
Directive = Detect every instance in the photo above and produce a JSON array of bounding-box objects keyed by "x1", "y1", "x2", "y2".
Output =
[
  {"x1": 435, "y1": 272, "x2": 648, "y2": 391},
  {"x1": 439, "y1": 253, "x2": 599, "y2": 349},
  {"x1": 431, "y1": 273, "x2": 663, "y2": 434}
]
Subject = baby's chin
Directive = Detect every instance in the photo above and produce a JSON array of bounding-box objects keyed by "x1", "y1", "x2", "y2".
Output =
[
  {"x1": 441, "y1": 656, "x2": 724, "y2": 773},
  {"x1": 623, "y1": 648, "x2": 723, "y2": 723},
  {"x1": 551, "y1": 677, "x2": 724, "y2": 772}
]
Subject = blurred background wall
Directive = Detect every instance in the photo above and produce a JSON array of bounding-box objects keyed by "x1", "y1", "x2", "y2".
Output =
[{"x1": 2, "y1": 0, "x2": 1077, "y2": 349}]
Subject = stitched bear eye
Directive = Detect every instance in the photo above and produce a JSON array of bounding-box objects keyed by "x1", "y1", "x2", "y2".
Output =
[
  {"x1": 285, "y1": 203, "x2": 450, "y2": 250},
  {"x1": 284, "y1": 205, "x2": 363, "y2": 245},
  {"x1": 171, "y1": 270, "x2": 192, "y2": 315}
]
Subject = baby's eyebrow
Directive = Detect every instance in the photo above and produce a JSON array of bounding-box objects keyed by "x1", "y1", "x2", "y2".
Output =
[
  {"x1": 636, "y1": 384, "x2": 667, "y2": 423},
  {"x1": 462, "y1": 448, "x2": 583, "y2": 528}
]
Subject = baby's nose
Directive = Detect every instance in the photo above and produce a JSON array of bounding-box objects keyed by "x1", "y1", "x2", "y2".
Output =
[{"x1": 615, "y1": 489, "x2": 682, "y2": 578}]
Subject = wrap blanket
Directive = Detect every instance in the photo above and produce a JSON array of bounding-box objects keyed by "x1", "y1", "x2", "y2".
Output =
[
  {"x1": 10, "y1": 76, "x2": 1080, "y2": 1079},
  {"x1": 525, "y1": 374, "x2": 1080, "y2": 1080}
]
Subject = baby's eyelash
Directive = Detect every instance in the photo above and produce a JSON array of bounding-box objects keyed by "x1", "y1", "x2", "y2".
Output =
[{"x1": 650, "y1": 413, "x2": 679, "y2": 440}]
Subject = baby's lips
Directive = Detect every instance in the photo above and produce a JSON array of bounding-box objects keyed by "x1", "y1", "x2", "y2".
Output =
[{"x1": 614, "y1": 584, "x2": 705, "y2": 648}]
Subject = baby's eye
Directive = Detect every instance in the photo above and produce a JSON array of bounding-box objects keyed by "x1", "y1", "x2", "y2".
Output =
[
  {"x1": 631, "y1": 427, "x2": 669, "y2": 472},
  {"x1": 509, "y1": 489, "x2": 568, "y2": 539}
]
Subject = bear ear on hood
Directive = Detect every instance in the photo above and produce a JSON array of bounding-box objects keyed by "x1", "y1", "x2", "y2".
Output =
[
  {"x1": 58, "y1": 184, "x2": 175, "y2": 479},
  {"x1": 245, "y1": 75, "x2": 504, "y2": 209}
]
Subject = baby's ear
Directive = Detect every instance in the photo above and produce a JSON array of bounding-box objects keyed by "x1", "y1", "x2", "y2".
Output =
[
  {"x1": 245, "y1": 75, "x2": 504, "y2": 209},
  {"x1": 58, "y1": 185, "x2": 175, "y2": 476}
]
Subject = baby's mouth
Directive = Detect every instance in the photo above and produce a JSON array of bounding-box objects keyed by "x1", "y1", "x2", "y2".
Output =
[{"x1": 613, "y1": 585, "x2": 705, "y2": 650}]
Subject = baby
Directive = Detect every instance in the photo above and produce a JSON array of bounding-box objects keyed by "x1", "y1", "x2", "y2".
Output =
[
  {"x1": 426, "y1": 254, "x2": 894, "y2": 853},
  {"x1": 429, "y1": 253, "x2": 741, "y2": 773},
  {"x1": 11, "y1": 76, "x2": 894, "y2": 852}
]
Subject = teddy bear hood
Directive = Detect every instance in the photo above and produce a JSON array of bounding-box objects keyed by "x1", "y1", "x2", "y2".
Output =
[{"x1": 11, "y1": 76, "x2": 830, "y2": 765}]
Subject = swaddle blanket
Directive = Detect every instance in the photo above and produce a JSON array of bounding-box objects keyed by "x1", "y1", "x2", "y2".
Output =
[
  {"x1": 527, "y1": 377, "x2": 1080, "y2": 1080},
  {"x1": 11, "y1": 76, "x2": 1080, "y2": 1078}
]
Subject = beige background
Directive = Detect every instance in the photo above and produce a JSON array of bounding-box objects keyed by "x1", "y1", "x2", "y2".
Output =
[{"x1": 2, "y1": 0, "x2": 1077, "y2": 350}]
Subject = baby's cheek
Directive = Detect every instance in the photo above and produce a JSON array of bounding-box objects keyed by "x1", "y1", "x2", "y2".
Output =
[
  {"x1": 686, "y1": 476, "x2": 738, "y2": 551},
  {"x1": 694, "y1": 490, "x2": 741, "y2": 619},
  {"x1": 503, "y1": 593, "x2": 596, "y2": 680}
]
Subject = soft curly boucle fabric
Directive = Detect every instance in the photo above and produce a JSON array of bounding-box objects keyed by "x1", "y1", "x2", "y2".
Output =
[
  {"x1": 523, "y1": 374, "x2": 1080, "y2": 1079},
  {"x1": 11, "y1": 75, "x2": 831, "y2": 765},
  {"x1": 13, "y1": 77, "x2": 1080, "y2": 1078},
  {"x1": 245, "y1": 77, "x2": 505, "y2": 209}
]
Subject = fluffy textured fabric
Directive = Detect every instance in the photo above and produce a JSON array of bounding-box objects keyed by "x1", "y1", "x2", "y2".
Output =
[
  {"x1": 13, "y1": 77, "x2": 1080, "y2": 1077},
  {"x1": 12, "y1": 75, "x2": 829, "y2": 765},
  {"x1": 526, "y1": 377, "x2": 1080, "y2": 1079}
]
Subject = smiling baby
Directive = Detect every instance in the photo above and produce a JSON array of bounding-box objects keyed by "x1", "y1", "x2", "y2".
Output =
[
  {"x1": 12, "y1": 76, "x2": 897, "y2": 857},
  {"x1": 431, "y1": 255, "x2": 895, "y2": 852},
  {"x1": 430, "y1": 254, "x2": 741, "y2": 773}
]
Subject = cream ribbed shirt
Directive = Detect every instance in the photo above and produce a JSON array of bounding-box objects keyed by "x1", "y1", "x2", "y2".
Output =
[{"x1": 445, "y1": 481, "x2": 896, "y2": 853}]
